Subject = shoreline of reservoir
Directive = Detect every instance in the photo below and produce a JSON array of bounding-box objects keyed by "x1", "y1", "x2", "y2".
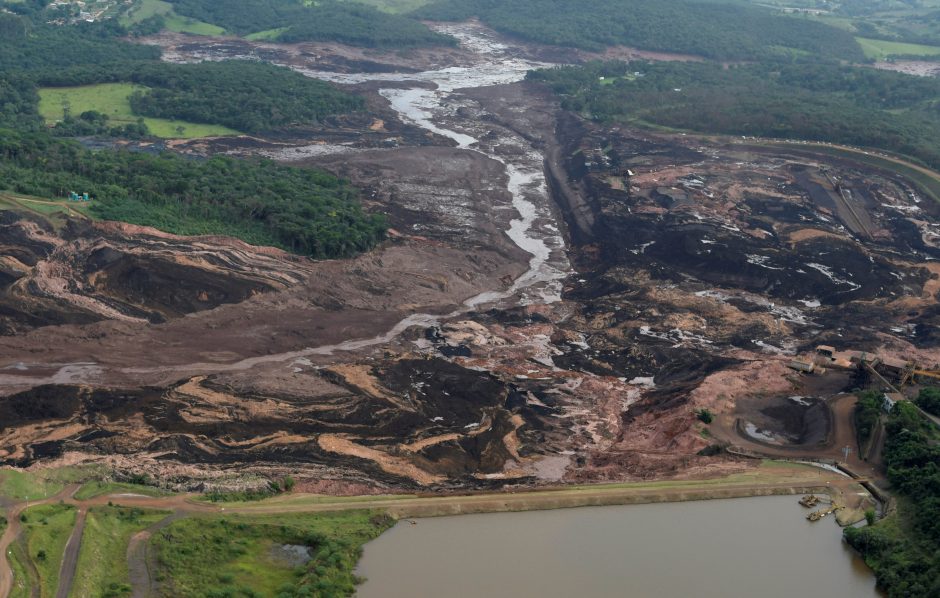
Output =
[
  {"x1": 355, "y1": 494, "x2": 879, "y2": 598},
  {"x1": 204, "y1": 462, "x2": 874, "y2": 526}
]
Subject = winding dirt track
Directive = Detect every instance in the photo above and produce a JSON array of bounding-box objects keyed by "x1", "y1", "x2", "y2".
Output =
[
  {"x1": 0, "y1": 485, "x2": 80, "y2": 598},
  {"x1": 0, "y1": 466, "x2": 856, "y2": 598},
  {"x1": 127, "y1": 513, "x2": 184, "y2": 598},
  {"x1": 54, "y1": 506, "x2": 85, "y2": 598}
]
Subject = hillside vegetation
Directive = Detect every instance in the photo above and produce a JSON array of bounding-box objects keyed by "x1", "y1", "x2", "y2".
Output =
[
  {"x1": 126, "y1": 61, "x2": 364, "y2": 134},
  {"x1": 168, "y1": 0, "x2": 454, "y2": 46},
  {"x1": 0, "y1": 130, "x2": 386, "y2": 257},
  {"x1": 39, "y1": 83, "x2": 240, "y2": 139},
  {"x1": 844, "y1": 401, "x2": 940, "y2": 597},
  {"x1": 529, "y1": 60, "x2": 940, "y2": 171},
  {"x1": 152, "y1": 511, "x2": 394, "y2": 597},
  {"x1": 0, "y1": 12, "x2": 386, "y2": 259},
  {"x1": 415, "y1": 0, "x2": 864, "y2": 61}
]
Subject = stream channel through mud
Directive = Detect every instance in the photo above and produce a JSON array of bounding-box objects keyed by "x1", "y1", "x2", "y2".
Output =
[
  {"x1": 356, "y1": 496, "x2": 878, "y2": 598},
  {"x1": 104, "y1": 23, "x2": 573, "y2": 380},
  {"x1": 269, "y1": 23, "x2": 572, "y2": 356}
]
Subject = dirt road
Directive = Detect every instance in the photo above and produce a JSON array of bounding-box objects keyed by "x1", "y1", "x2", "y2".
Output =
[
  {"x1": 0, "y1": 485, "x2": 79, "y2": 598},
  {"x1": 712, "y1": 393, "x2": 882, "y2": 482},
  {"x1": 54, "y1": 506, "x2": 85, "y2": 598},
  {"x1": 127, "y1": 513, "x2": 184, "y2": 598}
]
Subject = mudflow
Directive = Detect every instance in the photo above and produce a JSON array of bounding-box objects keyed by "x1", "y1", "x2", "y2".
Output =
[{"x1": 1, "y1": 22, "x2": 939, "y2": 492}]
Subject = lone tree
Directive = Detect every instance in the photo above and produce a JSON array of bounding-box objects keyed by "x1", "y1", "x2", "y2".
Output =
[{"x1": 696, "y1": 408, "x2": 714, "y2": 424}]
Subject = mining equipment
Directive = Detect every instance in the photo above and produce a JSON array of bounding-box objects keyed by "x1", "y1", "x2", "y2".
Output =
[
  {"x1": 807, "y1": 504, "x2": 843, "y2": 522},
  {"x1": 909, "y1": 367, "x2": 940, "y2": 385},
  {"x1": 799, "y1": 495, "x2": 820, "y2": 508}
]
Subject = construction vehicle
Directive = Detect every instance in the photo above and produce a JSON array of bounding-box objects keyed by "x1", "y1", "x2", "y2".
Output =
[
  {"x1": 799, "y1": 495, "x2": 820, "y2": 508},
  {"x1": 807, "y1": 504, "x2": 843, "y2": 522}
]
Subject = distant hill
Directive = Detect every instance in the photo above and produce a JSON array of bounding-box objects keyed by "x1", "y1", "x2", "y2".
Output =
[
  {"x1": 415, "y1": 0, "x2": 865, "y2": 61},
  {"x1": 167, "y1": 0, "x2": 455, "y2": 47}
]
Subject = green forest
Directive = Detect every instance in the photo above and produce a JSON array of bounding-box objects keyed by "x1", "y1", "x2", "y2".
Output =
[
  {"x1": 168, "y1": 0, "x2": 454, "y2": 46},
  {"x1": 915, "y1": 387, "x2": 940, "y2": 417},
  {"x1": 844, "y1": 398, "x2": 940, "y2": 597},
  {"x1": 528, "y1": 60, "x2": 940, "y2": 171},
  {"x1": 0, "y1": 130, "x2": 386, "y2": 257},
  {"x1": 415, "y1": 0, "x2": 864, "y2": 61},
  {"x1": 126, "y1": 61, "x2": 363, "y2": 134},
  {"x1": 0, "y1": 14, "x2": 363, "y2": 135},
  {"x1": 0, "y1": 11, "x2": 386, "y2": 259}
]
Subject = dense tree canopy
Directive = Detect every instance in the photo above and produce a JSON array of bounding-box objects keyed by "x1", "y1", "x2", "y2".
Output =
[
  {"x1": 127, "y1": 61, "x2": 364, "y2": 134},
  {"x1": 529, "y1": 60, "x2": 940, "y2": 170},
  {"x1": 0, "y1": 14, "x2": 363, "y2": 135},
  {"x1": 168, "y1": 0, "x2": 455, "y2": 47},
  {"x1": 415, "y1": 0, "x2": 864, "y2": 61},
  {"x1": 0, "y1": 131, "x2": 386, "y2": 257},
  {"x1": 844, "y1": 402, "x2": 940, "y2": 597},
  {"x1": 0, "y1": 11, "x2": 386, "y2": 258},
  {"x1": 914, "y1": 386, "x2": 940, "y2": 417},
  {"x1": 0, "y1": 17, "x2": 160, "y2": 80}
]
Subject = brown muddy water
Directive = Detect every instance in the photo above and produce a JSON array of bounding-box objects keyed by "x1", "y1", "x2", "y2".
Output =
[{"x1": 355, "y1": 496, "x2": 877, "y2": 598}]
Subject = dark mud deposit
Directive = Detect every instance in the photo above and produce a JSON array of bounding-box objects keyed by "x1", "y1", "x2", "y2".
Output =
[{"x1": 1, "y1": 22, "x2": 940, "y2": 491}]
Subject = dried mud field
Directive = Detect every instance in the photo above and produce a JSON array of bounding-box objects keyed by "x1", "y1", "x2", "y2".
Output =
[{"x1": 1, "y1": 22, "x2": 939, "y2": 493}]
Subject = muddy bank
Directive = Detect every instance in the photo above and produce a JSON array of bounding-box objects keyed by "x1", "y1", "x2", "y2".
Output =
[{"x1": 5, "y1": 22, "x2": 940, "y2": 492}]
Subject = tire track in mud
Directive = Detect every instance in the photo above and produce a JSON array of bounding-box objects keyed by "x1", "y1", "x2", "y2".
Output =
[
  {"x1": 54, "y1": 507, "x2": 85, "y2": 598},
  {"x1": 0, "y1": 485, "x2": 80, "y2": 598},
  {"x1": 127, "y1": 512, "x2": 185, "y2": 598}
]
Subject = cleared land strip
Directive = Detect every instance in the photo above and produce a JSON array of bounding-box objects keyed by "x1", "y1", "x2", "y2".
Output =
[
  {"x1": 54, "y1": 507, "x2": 86, "y2": 598},
  {"x1": 78, "y1": 463, "x2": 848, "y2": 518}
]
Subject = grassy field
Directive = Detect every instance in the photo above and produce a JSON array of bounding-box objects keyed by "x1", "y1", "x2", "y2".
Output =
[
  {"x1": 38, "y1": 83, "x2": 239, "y2": 139},
  {"x1": 70, "y1": 506, "x2": 170, "y2": 598},
  {"x1": 244, "y1": 27, "x2": 290, "y2": 41},
  {"x1": 121, "y1": 0, "x2": 225, "y2": 35},
  {"x1": 8, "y1": 542, "x2": 32, "y2": 598},
  {"x1": 20, "y1": 503, "x2": 77, "y2": 598},
  {"x1": 152, "y1": 510, "x2": 393, "y2": 597},
  {"x1": 201, "y1": 492, "x2": 413, "y2": 509},
  {"x1": 0, "y1": 467, "x2": 98, "y2": 501},
  {"x1": 0, "y1": 193, "x2": 95, "y2": 230},
  {"x1": 164, "y1": 13, "x2": 226, "y2": 36},
  {"x1": 856, "y1": 36, "x2": 940, "y2": 60},
  {"x1": 219, "y1": 461, "x2": 834, "y2": 516},
  {"x1": 73, "y1": 482, "x2": 170, "y2": 501},
  {"x1": 119, "y1": 0, "x2": 171, "y2": 23},
  {"x1": 339, "y1": 0, "x2": 431, "y2": 13}
]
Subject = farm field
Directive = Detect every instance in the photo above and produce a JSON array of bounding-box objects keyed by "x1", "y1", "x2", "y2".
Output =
[
  {"x1": 244, "y1": 26, "x2": 289, "y2": 41},
  {"x1": 339, "y1": 0, "x2": 431, "y2": 13},
  {"x1": 38, "y1": 83, "x2": 240, "y2": 139},
  {"x1": 856, "y1": 36, "x2": 940, "y2": 60},
  {"x1": 121, "y1": 0, "x2": 225, "y2": 35}
]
